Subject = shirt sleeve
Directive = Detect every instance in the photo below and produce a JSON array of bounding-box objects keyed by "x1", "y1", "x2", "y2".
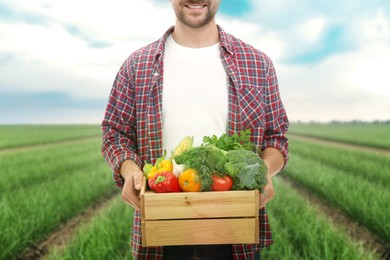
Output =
[
  {"x1": 101, "y1": 62, "x2": 142, "y2": 188},
  {"x1": 261, "y1": 60, "x2": 289, "y2": 168}
]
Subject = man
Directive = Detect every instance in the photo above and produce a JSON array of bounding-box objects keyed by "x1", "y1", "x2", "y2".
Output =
[{"x1": 101, "y1": 0, "x2": 289, "y2": 259}]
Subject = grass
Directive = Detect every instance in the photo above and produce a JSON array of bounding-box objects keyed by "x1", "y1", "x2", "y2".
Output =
[
  {"x1": 0, "y1": 138, "x2": 103, "y2": 193},
  {"x1": 0, "y1": 139, "x2": 117, "y2": 259},
  {"x1": 262, "y1": 177, "x2": 379, "y2": 260},
  {"x1": 46, "y1": 196, "x2": 134, "y2": 260},
  {"x1": 47, "y1": 177, "x2": 379, "y2": 260},
  {"x1": 0, "y1": 124, "x2": 101, "y2": 149},
  {"x1": 288, "y1": 139, "x2": 390, "y2": 187},
  {"x1": 284, "y1": 151, "x2": 390, "y2": 244},
  {"x1": 2, "y1": 124, "x2": 387, "y2": 259},
  {"x1": 288, "y1": 123, "x2": 390, "y2": 149}
]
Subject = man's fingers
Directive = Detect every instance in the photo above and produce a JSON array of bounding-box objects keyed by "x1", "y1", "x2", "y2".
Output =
[
  {"x1": 122, "y1": 188, "x2": 141, "y2": 210},
  {"x1": 259, "y1": 192, "x2": 267, "y2": 209},
  {"x1": 259, "y1": 187, "x2": 274, "y2": 209},
  {"x1": 133, "y1": 171, "x2": 143, "y2": 190},
  {"x1": 121, "y1": 176, "x2": 141, "y2": 210}
]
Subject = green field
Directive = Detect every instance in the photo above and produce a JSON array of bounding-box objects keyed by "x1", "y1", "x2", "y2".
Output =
[
  {"x1": 46, "y1": 196, "x2": 134, "y2": 260},
  {"x1": 261, "y1": 178, "x2": 377, "y2": 260},
  {"x1": 1, "y1": 123, "x2": 388, "y2": 259},
  {"x1": 0, "y1": 130, "x2": 116, "y2": 259},
  {"x1": 285, "y1": 139, "x2": 390, "y2": 244},
  {"x1": 0, "y1": 124, "x2": 100, "y2": 149},
  {"x1": 288, "y1": 122, "x2": 390, "y2": 149}
]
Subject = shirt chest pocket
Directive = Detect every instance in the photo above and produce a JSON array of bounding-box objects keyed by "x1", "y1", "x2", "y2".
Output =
[{"x1": 238, "y1": 84, "x2": 265, "y2": 129}]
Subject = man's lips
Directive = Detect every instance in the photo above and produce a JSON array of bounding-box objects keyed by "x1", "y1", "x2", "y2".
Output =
[{"x1": 186, "y1": 4, "x2": 207, "y2": 9}]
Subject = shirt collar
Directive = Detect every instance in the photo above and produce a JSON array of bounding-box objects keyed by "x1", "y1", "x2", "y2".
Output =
[
  {"x1": 217, "y1": 25, "x2": 234, "y2": 56},
  {"x1": 153, "y1": 25, "x2": 233, "y2": 65}
]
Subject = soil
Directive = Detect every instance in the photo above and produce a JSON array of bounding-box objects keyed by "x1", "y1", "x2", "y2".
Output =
[{"x1": 16, "y1": 191, "x2": 120, "y2": 260}]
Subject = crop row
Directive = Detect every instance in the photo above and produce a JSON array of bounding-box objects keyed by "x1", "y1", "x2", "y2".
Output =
[
  {"x1": 46, "y1": 195, "x2": 134, "y2": 260},
  {"x1": 288, "y1": 123, "x2": 390, "y2": 149},
  {"x1": 0, "y1": 138, "x2": 116, "y2": 259},
  {"x1": 0, "y1": 124, "x2": 101, "y2": 149},
  {"x1": 262, "y1": 177, "x2": 378, "y2": 260},
  {"x1": 2, "y1": 124, "x2": 386, "y2": 259},
  {"x1": 0, "y1": 139, "x2": 103, "y2": 193},
  {"x1": 287, "y1": 139, "x2": 390, "y2": 187},
  {"x1": 41, "y1": 177, "x2": 378, "y2": 259},
  {"x1": 285, "y1": 138, "x2": 390, "y2": 244}
]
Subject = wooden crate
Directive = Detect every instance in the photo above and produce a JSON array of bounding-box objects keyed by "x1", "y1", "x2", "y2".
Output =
[{"x1": 140, "y1": 178, "x2": 259, "y2": 247}]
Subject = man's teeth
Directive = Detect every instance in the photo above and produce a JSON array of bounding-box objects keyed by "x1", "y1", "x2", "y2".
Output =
[{"x1": 188, "y1": 5, "x2": 204, "y2": 9}]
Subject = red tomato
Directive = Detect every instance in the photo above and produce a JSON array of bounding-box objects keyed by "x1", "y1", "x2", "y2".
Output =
[{"x1": 211, "y1": 174, "x2": 233, "y2": 191}]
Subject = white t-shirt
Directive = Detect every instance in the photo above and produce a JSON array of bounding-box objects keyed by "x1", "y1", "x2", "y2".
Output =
[{"x1": 162, "y1": 34, "x2": 228, "y2": 156}]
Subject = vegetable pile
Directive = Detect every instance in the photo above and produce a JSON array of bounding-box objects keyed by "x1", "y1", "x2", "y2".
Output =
[{"x1": 143, "y1": 130, "x2": 268, "y2": 193}]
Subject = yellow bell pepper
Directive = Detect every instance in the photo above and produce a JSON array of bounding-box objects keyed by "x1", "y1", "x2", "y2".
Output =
[
  {"x1": 158, "y1": 159, "x2": 173, "y2": 172},
  {"x1": 147, "y1": 159, "x2": 173, "y2": 180},
  {"x1": 146, "y1": 165, "x2": 158, "y2": 180}
]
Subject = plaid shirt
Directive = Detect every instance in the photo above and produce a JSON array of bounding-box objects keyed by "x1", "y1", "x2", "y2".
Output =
[{"x1": 102, "y1": 25, "x2": 289, "y2": 260}]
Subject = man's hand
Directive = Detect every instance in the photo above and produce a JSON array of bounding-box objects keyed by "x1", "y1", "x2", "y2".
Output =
[
  {"x1": 259, "y1": 147, "x2": 284, "y2": 208},
  {"x1": 120, "y1": 160, "x2": 144, "y2": 211},
  {"x1": 259, "y1": 174, "x2": 275, "y2": 209}
]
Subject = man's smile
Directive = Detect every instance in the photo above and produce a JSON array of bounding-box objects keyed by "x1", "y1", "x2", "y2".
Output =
[{"x1": 186, "y1": 4, "x2": 206, "y2": 9}]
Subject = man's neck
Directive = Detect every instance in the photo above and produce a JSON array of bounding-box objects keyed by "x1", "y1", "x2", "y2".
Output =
[{"x1": 171, "y1": 21, "x2": 219, "y2": 48}]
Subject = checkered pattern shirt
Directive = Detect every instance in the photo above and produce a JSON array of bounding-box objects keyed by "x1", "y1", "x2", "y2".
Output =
[{"x1": 101, "y1": 25, "x2": 289, "y2": 260}]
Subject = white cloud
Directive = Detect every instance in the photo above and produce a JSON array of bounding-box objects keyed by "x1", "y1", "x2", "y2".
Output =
[
  {"x1": 346, "y1": 8, "x2": 390, "y2": 96},
  {"x1": 279, "y1": 48, "x2": 390, "y2": 122},
  {"x1": 217, "y1": 16, "x2": 286, "y2": 61},
  {"x1": 361, "y1": 9, "x2": 390, "y2": 42},
  {"x1": 348, "y1": 52, "x2": 390, "y2": 96},
  {"x1": 298, "y1": 17, "x2": 328, "y2": 44},
  {"x1": 0, "y1": 0, "x2": 175, "y2": 99},
  {"x1": 0, "y1": 0, "x2": 389, "y2": 123}
]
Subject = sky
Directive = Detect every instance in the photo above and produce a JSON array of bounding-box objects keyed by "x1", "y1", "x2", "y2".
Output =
[{"x1": 0, "y1": 0, "x2": 389, "y2": 124}]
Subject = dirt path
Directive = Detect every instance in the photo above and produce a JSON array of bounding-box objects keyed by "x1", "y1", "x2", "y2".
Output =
[
  {"x1": 281, "y1": 175, "x2": 390, "y2": 259},
  {"x1": 288, "y1": 134, "x2": 390, "y2": 156},
  {"x1": 0, "y1": 136, "x2": 101, "y2": 155},
  {"x1": 16, "y1": 191, "x2": 121, "y2": 260}
]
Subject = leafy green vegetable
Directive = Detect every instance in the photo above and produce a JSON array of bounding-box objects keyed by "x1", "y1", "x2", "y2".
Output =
[
  {"x1": 233, "y1": 163, "x2": 268, "y2": 191},
  {"x1": 224, "y1": 149, "x2": 265, "y2": 177},
  {"x1": 173, "y1": 145, "x2": 227, "y2": 191},
  {"x1": 174, "y1": 130, "x2": 268, "y2": 192},
  {"x1": 202, "y1": 129, "x2": 256, "y2": 152},
  {"x1": 224, "y1": 149, "x2": 268, "y2": 191}
]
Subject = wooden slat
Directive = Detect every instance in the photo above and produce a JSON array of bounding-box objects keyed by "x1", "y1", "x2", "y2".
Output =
[
  {"x1": 142, "y1": 218, "x2": 258, "y2": 246},
  {"x1": 140, "y1": 177, "x2": 260, "y2": 246},
  {"x1": 143, "y1": 190, "x2": 259, "y2": 220},
  {"x1": 140, "y1": 176, "x2": 146, "y2": 222}
]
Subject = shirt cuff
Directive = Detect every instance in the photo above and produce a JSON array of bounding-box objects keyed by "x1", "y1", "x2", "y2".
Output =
[
  {"x1": 112, "y1": 151, "x2": 142, "y2": 188},
  {"x1": 262, "y1": 139, "x2": 289, "y2": 169}
]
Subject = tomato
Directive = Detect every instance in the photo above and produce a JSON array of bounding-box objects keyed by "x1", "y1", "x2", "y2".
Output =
[
  {"x1": 211, "y1": 174, "x2": 233, "y2": 191},
  {"x1": 178, "y1": 169, "x2": 201, "y2": 192}
]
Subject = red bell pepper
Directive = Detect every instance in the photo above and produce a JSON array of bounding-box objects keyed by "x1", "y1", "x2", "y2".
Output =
[{"x1": 148, "y1": 171, "x2": 181, "y2": 193}]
